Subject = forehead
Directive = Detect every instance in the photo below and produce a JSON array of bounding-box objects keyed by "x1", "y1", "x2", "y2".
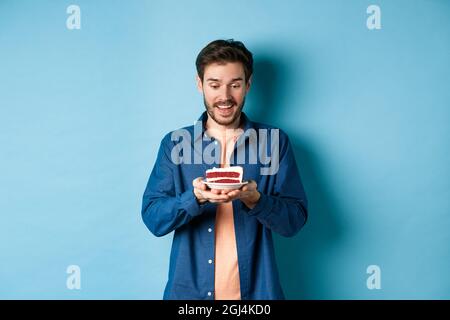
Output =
[{"x1": 204, "y1": 62, "x2": 245, "y2": 81}]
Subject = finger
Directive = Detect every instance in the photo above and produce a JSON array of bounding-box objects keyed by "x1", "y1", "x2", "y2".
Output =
[
  {"x1": 209, "y1": 199, "x2": 230, "y2": 203},
  {"x1": 199, "y1": 181, "x2": 207, "y2": 191},
  {"x1": 229, "y1": 190, "x2": 240, "y2": 197},
  {"x1": 208, "y1": 196, "x2": 231, "y2": 202},
  {"x1": 193, "y1": 177, "x2": 205, "y2": 190},
  {"x1": 226, "y1": 190, "x2": 240, "y2": 199},
  {"x1": 211, "y1": 189, "x2": 231, "y2": 195},
  {"x1": 244, "y1": 181, "x2": 256, "y2": 191},
  {"x1": 237, "y1": 191, "x2": 250, "y2": 199},
  {"x1": 202, "y1": 191, "x2": 230, "y2": 201},
  {"x1": 198, "y1": 189, "x2": 205, "y2": 200}
]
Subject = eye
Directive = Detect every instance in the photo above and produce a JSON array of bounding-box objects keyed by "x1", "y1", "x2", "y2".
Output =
[
  {"x1": 210, "y1": 84, "x2": 220, "y2": 89},
  {"x1": 231, "y1": 83, "x2": 241, "y2": 89}
]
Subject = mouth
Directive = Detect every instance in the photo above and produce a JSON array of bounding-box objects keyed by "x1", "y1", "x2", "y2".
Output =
[
  {"x1": 215, "y1": 103, "x2": 235, "y2": 110},
  {"x1": 214, "y1": 100, "x2": 236, "y2": 110},
  {"x1": 215, "y1": 103, "x2": 235, "y2": 116}
]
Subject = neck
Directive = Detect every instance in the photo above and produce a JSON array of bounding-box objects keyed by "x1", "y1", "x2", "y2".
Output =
[{"x1": 205, "y1": 114, "x2": 243, "y2": 141}]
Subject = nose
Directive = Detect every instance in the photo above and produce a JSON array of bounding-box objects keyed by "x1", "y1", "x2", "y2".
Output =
[{"x1": 218, "y1": 85, "x2": 232, "y2": 101}]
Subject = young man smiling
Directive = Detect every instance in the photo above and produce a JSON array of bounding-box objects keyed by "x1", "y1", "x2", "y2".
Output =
[{"x1": 141, "y1": 39, "x2": 308, "y2": 300}]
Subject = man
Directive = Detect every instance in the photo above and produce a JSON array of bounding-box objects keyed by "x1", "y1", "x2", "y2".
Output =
[{"x1": 141, "y1": 39, "x2": 308, "y2": 300}]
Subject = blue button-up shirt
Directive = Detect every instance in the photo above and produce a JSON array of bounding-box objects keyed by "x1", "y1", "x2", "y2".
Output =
[{"x1": 141, "y1": 112, "x2": 308, "y2": 300}]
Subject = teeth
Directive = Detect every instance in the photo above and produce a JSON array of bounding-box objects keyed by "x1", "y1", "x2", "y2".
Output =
[{"x1": 217, "y1": 105, "x2": 233, "y2": 109}]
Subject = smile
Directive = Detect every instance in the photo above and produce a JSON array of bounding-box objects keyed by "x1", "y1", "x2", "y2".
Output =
[{"x1": 216, "y1": 104, "x2": 235, "y2": 109}]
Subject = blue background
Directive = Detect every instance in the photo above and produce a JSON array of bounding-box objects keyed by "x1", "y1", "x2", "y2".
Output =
[{"x1": 0, "y1": 0, "x2": 449, "y2": 299}]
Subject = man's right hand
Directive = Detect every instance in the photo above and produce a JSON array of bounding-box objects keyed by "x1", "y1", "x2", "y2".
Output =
[{"x1": 192, "y1": 177, "x2": 232, "y2": 204}]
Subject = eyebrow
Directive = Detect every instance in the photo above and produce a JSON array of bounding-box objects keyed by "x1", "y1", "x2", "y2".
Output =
[{"x1": 206, "y1": 77, "x2": 244, "y2": 83}]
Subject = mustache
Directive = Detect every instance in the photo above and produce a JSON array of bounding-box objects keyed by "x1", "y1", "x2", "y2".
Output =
[{"x1": 214, "y1": 99, "x2": 236, "y2": 107}]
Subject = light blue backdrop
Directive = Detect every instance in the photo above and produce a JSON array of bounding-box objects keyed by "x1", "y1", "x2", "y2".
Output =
[{"x1": 0, "y1": 0, "x2": 449, "y2": 299}]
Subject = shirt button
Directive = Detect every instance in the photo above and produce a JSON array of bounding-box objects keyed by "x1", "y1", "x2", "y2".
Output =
[
  {"x1": 208, "y1": 228, "x2": 212, "y2": 233},
  {"x1": 214, "y1": 141, "x2": 218, "y2": 145},
  {"x1": 208, "y1": 292, "x2": 212, "y2": 297},
  {"x1": 208, "y1": 259, "x2": 213, "y2": 264}
]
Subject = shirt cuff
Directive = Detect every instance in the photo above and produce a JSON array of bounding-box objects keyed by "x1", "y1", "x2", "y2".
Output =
[
  {"x1": 245, "y1": 193, "x2": 273, "y2": 218},
  {"x1": 179, "y1": 189, "x2": 205, "y2": 217}
]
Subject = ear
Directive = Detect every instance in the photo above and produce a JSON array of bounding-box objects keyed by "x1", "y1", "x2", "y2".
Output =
[
  {"x1": 196, "y1": 75, "x2": 203, "y2": 93},
  {"x1": 245, "y1": 75, "x2": 252, "y2": 93}
]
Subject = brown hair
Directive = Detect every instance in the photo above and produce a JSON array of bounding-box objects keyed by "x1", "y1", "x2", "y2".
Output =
[{"x1": 196, "y1": 39, "x2": 253, "y2": 83}]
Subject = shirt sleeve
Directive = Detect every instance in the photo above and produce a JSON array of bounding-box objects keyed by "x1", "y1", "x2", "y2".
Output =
[
  {"x1": 141, "y1": 134, "x2": 205, "y2": 237},
  {"x1": 244, "y1": 131, "x2": 308, "y2": 237}
]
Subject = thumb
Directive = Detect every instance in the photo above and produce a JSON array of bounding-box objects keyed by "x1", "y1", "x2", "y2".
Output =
[
  {"x1": 192, "y1": 177, "x2": 201, "y2": 187},
  {"x1": 248, "y1": 180, "x2": 257, "y2": 189},
  {"x1": 193, "y1": 177, "x2": 206, "y2": 190}
]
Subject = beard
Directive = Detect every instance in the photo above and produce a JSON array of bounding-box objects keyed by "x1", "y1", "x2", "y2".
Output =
[{"x1": 203, "y1": 96, "x2": 245, "y2": 126}]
